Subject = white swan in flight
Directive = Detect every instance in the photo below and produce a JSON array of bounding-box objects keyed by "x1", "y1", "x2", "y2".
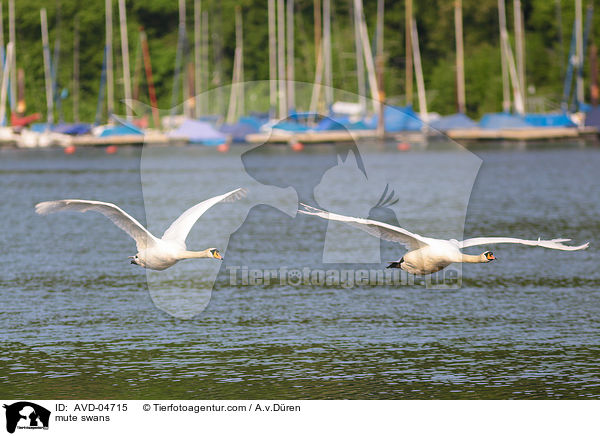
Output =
[
  {"x1": 35, "y1": 188, "x2": 247, "y2": 271},
  {"x1": 298, "y1": 204, "x2": 589, "y2": 275}
]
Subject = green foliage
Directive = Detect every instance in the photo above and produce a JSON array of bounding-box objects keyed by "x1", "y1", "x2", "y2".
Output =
[{"x1": 5, "y1": 0, "x2": 599, "y2": 122}]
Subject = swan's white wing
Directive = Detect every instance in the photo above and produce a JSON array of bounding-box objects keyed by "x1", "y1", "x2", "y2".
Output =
[
  {"x1": 161, "y1": 188, "x2": 247, "y2": 243},
  {"x1": 35, "y1": 199, "x2": 158, "y2": 250},
  {"x1": 298, "y1": 203, "x2": 429, "y2": 250},
  {"x1": 458, "y1": 237, "x2": 589, "y2": 251}
]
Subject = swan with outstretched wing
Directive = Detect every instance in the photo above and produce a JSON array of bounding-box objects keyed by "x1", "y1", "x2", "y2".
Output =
[
  {"x1": 298, "y1": 203, "x2": 589, "y2": 275},
  {"x1": 35, "y1": 188, "x2": 247, "y2": 270}
]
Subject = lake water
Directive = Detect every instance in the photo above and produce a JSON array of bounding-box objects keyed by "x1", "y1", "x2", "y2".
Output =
[{"x1": 1, "y1": 140, "x2": 599, "y2": 399}]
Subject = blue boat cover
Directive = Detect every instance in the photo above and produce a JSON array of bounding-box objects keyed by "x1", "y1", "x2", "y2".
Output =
[
  {"x1": 53, "y1": 123, "x2": 92, "y2": 135},
  {"x1": 99, "y1": 122, "x2": 143, "y2": 137},
  {"x1": 524, "y1": 113, "x2": 576, "y2": 127},
  {"x1": 367, "y1": 105, "x2": 423, "y2": 131},
  {"x1": 479, "y1": 113, "x2": 532, "y2": 129},
  {"x1": 429, "y1": 113, "x2": 478, "y2": 130},
  {"x1": 238, "y1": 116, "x2": 265, "y2": 130},
  {"x1": 287, "y1": 112, "x2": 320, "y2": 121},
  {"x1": 272, "y1": 120, "x2": 310, "y2": 132},
  {"x1": 314, "y1": 116, "x2": 369, "y2": 131},
  {"x1": 168, "y1": 119, "x2": 226, "y2": 145},
  {"x1": 220, "y1": 119, "x2": 260, "y2": 142},
  {"x1": 30, "y1": 123, "x2": 49, "y2": 133},
  {"x1": 30, "y1": 122, "x2": 93, "y2": 135}
]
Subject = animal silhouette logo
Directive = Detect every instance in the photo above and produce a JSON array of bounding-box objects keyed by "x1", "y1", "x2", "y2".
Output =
[
  {"x1": 125, "y1": 81, "x2": 482, "y2": 317},
  {"x1": 3, "y1": 402, "x2": 50, "y2": 433}
]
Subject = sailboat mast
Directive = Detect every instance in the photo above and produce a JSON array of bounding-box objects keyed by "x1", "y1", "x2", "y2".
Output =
[
  {"x1": 498, "y1": 0, "x2": 525, "y2": 115},
  {"x1": 238, "y1": 6, "x2": 244, "y2": 117},
  {"x1": 323, "y1": 0, "x2": 332, "y2": 107},
  {"x1": 0, "y1": 2, "x2": 4, "y2": 86},
  {"x1": 575, "y1": 0, "x2": 583, "y2": 106},
  {"x1": 51, "y1": 9, "x2": 61, "y2": 123},
  {"x1": 286, "y1": 0, "x2": 295, "y2": 113},
  {"x1": 498, "y1": 0, "x2": 510, "y2": 112},
  {"x1": 405, "y1": 0, "x2": 413, "y2": 107},
  {"x1": 454, "y1": 0, "x2": 466, "y2": 114},
  {"x1": 181, "y1": 0, "x2": 190, "y2": 118},
  {"x1": 501, "y1": 29, "x2": 524, "y2": 114},
  {"x1": 268, "y1": 0, "x2": 277, "y2": 118},
  {"x1": 194, "y1": 0, "x2": 201, "y2": 118},
  {"x1": 0, "y1": 43, "x2": 13, "y2": 126},
  {"x1": 73, "y1": 16, "x2": 80, "y2": 122},
  {"x1": 314, "y1": 0, "x2": 321, "y2": 69},
  {"x1": 309, "y1": 0, "x2": 323, "y2": 118},
  {"x1": 277, "y1": 0, "x2": 287, "y2": 118},
  {"x1": 354, "y1": 0, "x2": 379, "y2": 114},
  {"x1": 411, "y1": 18, "x2": 427, "y2": 122},
  {"x1": 376, "y1": 0, "x2": 383, "y2": 57},
  {"x1": 8, "y1": 0, "x2": 15, "y2": 112},
  {"x1": 514, "y1": 0, "x2": 526, "y2": 111},
  {"x1": 353, "y1": 0, "x2": 366, "y2": 113},
  {"x1": 104, "y1": 1, "x2": 115, "y2": 121},
  {"x1": 140, "y1": 28, "x2": 159, "y2": 127},
  {"x1": 170, "y1": 0, "x2": 186, "y2": 121},
  {"x1": 226, "y1": 6, "x2": 243, "y2": 124},
  {"x1": 118, "y1": 0, "x2": 132, "y2": 120},
  {"x1": 181, "y1": 0, "x2": 191, "y2": 117},
  {"x1": 105, "y1": 0, "x2": 114, "y2": 120},
  {"x1": 376, "y1": 0, "x2": 385, "y2": 137},
  {"x1": 41, "y1": 9, "x2": 54, "y2": 129},
  {"x1": 201, "y1": 11, "x2": 209, "y2": 116},
  {"x1": 214, "y1": 6, "x2": 224, "y2": 117},
  {"x1": 556, "y1": 0, "x2": 565, "y2": 79}
]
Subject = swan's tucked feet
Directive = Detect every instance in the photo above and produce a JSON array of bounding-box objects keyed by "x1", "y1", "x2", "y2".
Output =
[{"x1": 386, "y1": 258, "x2": 404, "y2": 269}]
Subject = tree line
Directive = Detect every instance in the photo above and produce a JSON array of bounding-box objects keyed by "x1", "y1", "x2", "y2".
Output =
[{"x1": 8, "y1": 0, "x2": 599, "y2": 123}]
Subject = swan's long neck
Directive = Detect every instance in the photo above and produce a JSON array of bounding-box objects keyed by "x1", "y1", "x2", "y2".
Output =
[
  {"x1": 460, "y1": 253, "x2": 487, "y2": 263},
  {"x1": 177, "y1": 249, "x2": 213, "y2": 260}
]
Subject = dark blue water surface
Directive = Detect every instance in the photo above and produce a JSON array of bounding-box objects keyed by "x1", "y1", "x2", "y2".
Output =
[{"x1": 0, "y1": 142, "x2": 598, "y2": 399}]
